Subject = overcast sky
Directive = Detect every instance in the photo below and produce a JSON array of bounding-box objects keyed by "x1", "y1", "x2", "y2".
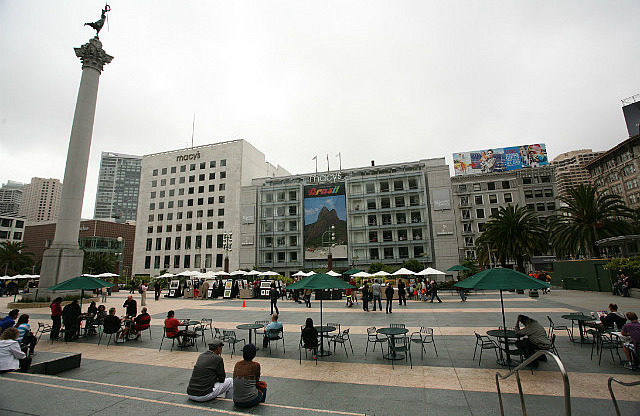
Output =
[{"x1": 1, "y1": 1, "x2": 639, "y2": 218}]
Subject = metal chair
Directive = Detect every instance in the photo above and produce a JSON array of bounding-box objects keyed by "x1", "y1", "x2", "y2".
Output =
[
  {"x1": 35, "y1": 322, "x2": 52, "y2": 342},
  {"x1": 390, "y1": 323, "x2": 406, "y2": 329},
  {"x1": 389, "y1": 336, "x2": 412, "y2": 369},
  {"x1": 549, "y1": 334, "x2": 560, "y2": 358},
  {"x1": 223, "y1": 330, "x2": 245, "y2": 358},
  {"x1": 299, "y1": 329, "x2": 318, "y2": 365},
  {"x1": 159, "y1": 327, "x2": 185, "y2": 351},
  {"x1": 200, "y1": 318, "x2": 214, "y2": 338},
  {"x1": 547, "y1": 316, "x2": 573, "y2": 341},
  {"x1": 330, "y1": 328, "x2": 353, "y2": 357},
  {"x1": 255, "y1": 320, "x2": 269, "y2": 344},
  {"x1": 365, "y1": 327, "x2": 387, "y2": 356},
  {"x1": 592, "y1": 332, "x2": 621, "y2": 365},
  {"x1": 99, "y1": 325, "x2": 119, "y2": 347},
  {"x1": 473, "y1": 332, "x2": 500, "y2": 366},
  {"x1": 193, "y1": 322, "x2": 207, "y2": 345},
  {"x1": 265, "y1": 327, "x2": 285, "y2": 355},
  {"x1": 410, "y1": 327, "x2": 438, "y2": 359}
]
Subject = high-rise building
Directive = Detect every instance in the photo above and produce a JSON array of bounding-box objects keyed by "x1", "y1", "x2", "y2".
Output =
[
  {"x1": 132, "y1": 140, "x2": 289, "y2": 275},
  {"x1": 0, "y1": 213, "x2": 26, "y2": 243},
  {"x1": 552, "y1": 149, "x2": 604, "y2": 199},
  {"x1": 451, "y1": 166, "x2": 557, "y2": 261},
  {"x1": 94, "y1": 152, "x2": 142, "y2": 221},
  {"x1": 585, "y1": 134, "x2": 640, "y2": 209},
  {"x1": 18, "y1": 178, "x2": 62, "y2": 223},
  {"x1": 0, "y1": 181, "x2": 25, "y2": 214}
]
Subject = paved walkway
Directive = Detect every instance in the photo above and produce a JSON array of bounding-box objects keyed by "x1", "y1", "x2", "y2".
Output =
[{"x1": 0, "y1": 289, "x2": 638, "y2": 415}]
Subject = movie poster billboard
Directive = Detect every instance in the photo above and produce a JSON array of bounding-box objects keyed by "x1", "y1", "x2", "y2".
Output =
[
  {"x1": 303, "y1": 183, "x2": 348, "y2": 260},
  {"x1": 453, "y1": 143, "x2": 548, "y2": 176}
]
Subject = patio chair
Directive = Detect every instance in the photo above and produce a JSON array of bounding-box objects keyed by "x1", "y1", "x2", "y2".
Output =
[
  {"x1": 549, "y1": 334, "x2": 560, "y2": 358},
  {"x1": 265, "y1": 327, "x2": 285, "y2": 355},
  {"x1": 592, "y1": 332, "x2": 621, "y2": 365},
  {"x1": 255, "y1": 320, "x2": 269, "y2": 343},
  {"x1": 35, "y1": 322, "x2": 52, "y2": 342},
  {"x1": 330, "y1": 328, "x2": 353, "y2": 357},
  {"x1": 98, "y1": 325, "x2": 119, "y2": 347},
  {"x1": 200, "y1": 318, "x2": 214, "y2": 338},
  {"x1": 547, "y1": 316, "x2": 573, "y2": 341},
  {"x1": 389, "y1": 336, "x2": 412, "y2": 369},
  {"x1": 223, "y1": 330, "x2": 245, "y2": 358},
  {"x1": 159, "y1": 327, "x2": 185, "y2": 351},
  {"x1": 193, "y1": 322, "x2": 207, "y2": 345},
  {"x1": 473, "y1": 332, "x2": 500, "y2": 366},
  {"x1": 365, "y1": 327, "x2": 387, "y2": 356},
  {"x1": 410, "y1": 327, "x2": 438, "y2": 359},
  {"x1": 390, "y1": 323, "x2": 406, "y2": 328}
]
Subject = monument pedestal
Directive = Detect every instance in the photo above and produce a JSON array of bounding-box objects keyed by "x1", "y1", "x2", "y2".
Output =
[{"x1": 38, "y1": 246, "x2": 84, "y2": 300}]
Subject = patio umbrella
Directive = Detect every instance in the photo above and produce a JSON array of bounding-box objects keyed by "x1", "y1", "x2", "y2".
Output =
[
  {"x1": 246, "y1": 270, "x2": 261, "y2": 276},
  {"x1": 352, "y1": 271, "x2": 372, "y2": 278},
  {"x1": 372, "y1": 271, "x2": 391, "y2": 276},
  {"x1": 447, "y1": 265, "x2": 470, "y2": 271},
  {"x1": 287, "y1": 273, "x2": 354, "y2": 333},
  {"x1": 325, "y1": 270, "x2": 341, "y2": 277},
  {"x1": 454, "y1": 268, "x2": 550, "y2": 347},
  {"x1": 260, "y1": 271, "x2": 280, "y2": 276},
  {"x1": 392, "y1": 267, "x2": 416, "y2": 276},
  {"x1": 230, "y1": 270, "x2": 247, "y2": 276},
  {"x1": 46, "y1": 275, "x2": 114, "y2": 307},
  {"x1": 416, "y1": 267, "x2": 445, "y2": 276},
  {"x1": 292, "y1": 270, "x2": 307, "y2": 277},
  {"x1": 343, "y1": 268, "x2": 362, "y2": 276}
]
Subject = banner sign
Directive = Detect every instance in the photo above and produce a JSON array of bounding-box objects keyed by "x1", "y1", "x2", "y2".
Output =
[
  {"x1": 453, "y1": 143, "x2": 548, "y2": 176},
  {"x1": 303, "y1": 183, "x2": 348, "y2": 259}
]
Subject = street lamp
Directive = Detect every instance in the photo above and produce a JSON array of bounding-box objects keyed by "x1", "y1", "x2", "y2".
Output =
[
  {"x1": 115, "y1": 236, "x2": 124, "y2": 290},
  {"x1": 321, "y1": 225, "x2": 336, "y2": 270},
  {"x1": 222, "y1": 232, "x2": 232, "y2": 272}
]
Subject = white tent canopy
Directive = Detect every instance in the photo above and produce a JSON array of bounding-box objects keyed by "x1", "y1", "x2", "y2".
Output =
[
  {"x1": 392, "y1": 268, "x2": 416, "y2": 275},
  {"x1": 260, "y1": 271, "x2": 280, "y2": 276},
  {"x1": 352, "y1": 271, "x2": 372, "y2": 278},
  {"x1": 373, "y1": 271, "x2": 391, "y2": 276},
  {"x1": 95, "y1": 272, "x2": 119, "y2": 278},
  {"x1": 246, "y1": 270, "x2": 262, "y2": 276},
  {"x1": 230, "y1": 270, "x2": 247, "y2": 276},
  {"x1": 417, "y1": 267, "x2": 446, "y2": 275},
  {"x1": 292, "y1": 271, "x2": 307, "y2": 277},
  {"x1": 176, "y1": 270, "x2": 202, "y2": 277},
  {"x1": 325, "y1": 270, "x2": 341, "y2": 277}
]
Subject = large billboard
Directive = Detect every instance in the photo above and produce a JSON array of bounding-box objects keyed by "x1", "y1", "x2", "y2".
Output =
[
  {"x1": 453, "y1": 143, "x2": 548, "y2": 176},
  {"x1": 303, "y1": 183, "x2": 348, "y2": 260}
]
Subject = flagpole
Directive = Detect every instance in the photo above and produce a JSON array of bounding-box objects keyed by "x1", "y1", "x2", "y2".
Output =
[
  {"x1": 336, "y1": 152, "x2": 342, "y2": 170},
  {"x1": 326, "y1": 154, "x2": 329, "y2": 172}
]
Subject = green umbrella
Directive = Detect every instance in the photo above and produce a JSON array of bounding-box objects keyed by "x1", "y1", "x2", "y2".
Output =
[
  {"x1": 342, "y1": 268, "x2": 363, "y2": 276},
  {"x1": 287, "y1": 273, "x2": 354, "y2": 351},
  {"x1": 454, "y1": 268, "x2": 550, "y2": 365},
  {"x1": 47, "y1": 275, "x2": 114, "y2": 307},
  {"x1": 447, "y1": 265, "x2": 470, "y2": 271}
]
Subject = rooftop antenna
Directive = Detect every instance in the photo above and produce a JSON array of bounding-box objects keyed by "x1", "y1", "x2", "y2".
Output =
[{"x1": 191, "y1": 113, "x2": 195, "y2": 148}]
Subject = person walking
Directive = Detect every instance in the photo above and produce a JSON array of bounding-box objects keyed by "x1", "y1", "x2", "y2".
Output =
[
  {"x1": 371, "y1": 280, "x2": 382, "y2": 311},
  {"x1": 304, "y1": 289, "x2": 312, "y2": 308},
  {"x1": 50, "y1": 297, "x2": 62, "y2": 340},
  {"x1": 140, "y1": 282, "x2": 148, "y2": 306},
  {"x1": 269, "y1": 283, "x2": 279, "y2": 315},
  {"x1": 397, "y1": 279, "x2": 407, "y2": 306},
  {"x1": 154, "y1": 281, "x2": 161, "y2": 301},
  {"x1": 385, "y1": 283, "x2": 394, "y2": 314},
  {"x1": 361, "y1": 282, "x2": 370, "y2": 312},
  {"x1": 429, "y1": 281, "x2": 442, "y2": 303}
]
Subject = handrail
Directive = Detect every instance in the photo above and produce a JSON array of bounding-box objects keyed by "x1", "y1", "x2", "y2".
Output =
[
  {"x1": 608, "y1": 377, "x2": 640, "y2": 416},
  {"x1": 495, "y1": 350, "x2": 570, "y2": 416}
]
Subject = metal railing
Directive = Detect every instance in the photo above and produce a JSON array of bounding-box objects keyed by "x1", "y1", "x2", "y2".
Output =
[
  {"x1": 495, "y1": 351, "x2": 570, "y2": 416},
  {"x1": 608, "y1": 377, "x2": 640, "y2": 416}
]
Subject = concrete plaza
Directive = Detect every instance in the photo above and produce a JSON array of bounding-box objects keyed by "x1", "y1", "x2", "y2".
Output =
[{"x1": 0, "y1": 288, "x2": 638, "y2": 415}]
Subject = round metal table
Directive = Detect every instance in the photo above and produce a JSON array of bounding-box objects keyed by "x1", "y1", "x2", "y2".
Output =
[
  {"x1": 315, "y1": 325, "x2": 336, "y2": 357},
  {"x1": 561, "y1": 314, "x2": 594, "y2": 344},
  {"x1": 486, "y1": 329, "x2": 520, "y2": 366},
  {"x1": 237, "y1": 323, "x2": 264, "y2": 346},
  {"x1": 377, "y1": 327, "x2": 409, "y2": 360}
]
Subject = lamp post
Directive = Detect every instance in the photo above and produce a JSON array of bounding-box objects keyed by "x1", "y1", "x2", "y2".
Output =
[
  {"x1": 321, "y1": 225, "x2": 336, "y2": 270},
  {"x1": 222, "y1": 232, "x2": 232, "y2": 273},
  {"x1": 115, "y1": 236, "x2": 124, "y2": 291}
]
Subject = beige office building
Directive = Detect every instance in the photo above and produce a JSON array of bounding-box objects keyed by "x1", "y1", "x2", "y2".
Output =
[
  {"x1": 552, "y1": 149, "x2": 604, "y2": 199},
  {"x1": 18, "y1": 178, "x2": 62, "y2": 223}
]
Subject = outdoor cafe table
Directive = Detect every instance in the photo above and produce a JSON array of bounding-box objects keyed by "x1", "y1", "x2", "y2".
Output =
[
  {"x1": 315, "y1": 325, "x2": 336, "y2": 357},
  {"x1": 486, "y1": 329, "x2": 520, "y2": 366},
  {"x1": 377, "y1": 327, "x2": 409, "y2": 360},
  {"x1": 236, "y1": 323, "x2": 264, "y2": 346},
  {"x1": 561, "y1": 314, "x2": 594, "y2": 344}
]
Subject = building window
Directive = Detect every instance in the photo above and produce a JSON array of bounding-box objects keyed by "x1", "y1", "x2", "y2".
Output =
[
  {"x1": 165, "y1": 237, "x2": 171, "y2": 250},
  {"x1": 218, "y1": 208, "x2": 225, "y2": 216},
  {"x1": 476, "y1": 208, "x2": 485, "y2": 219},
  {"x1": 146, "y1": 238, "x2": 152, "y2": 251},
  {"x1": 217, "y1": 221, "x2": 224, "y2": 229},
  {"x1": 174, "y1": 255, "x2": 180, "y2": 268},
  {"x1": 474, "y1": 195, "x2": 483, "y2": 205},
  {"x1": 171, "y1": 166, "x2": 177, "y2": 174},
  {"x1": 144, "y1": 256, "x2": 151, "y2": 269},
  {"x1": 175, "y1": 236, "x2": 181, "y2": 250},
  {"x1": 219, "y1": 196, "x2": 225, "y2": 203},
  {"x1": 473, "y1": 183, "x2": 481, "y2": 191},
  {"x1": 185, "y1": 236, "x2": 191, "y2": 249},
  {"x1": 220, "y1": 159, "x2": 226, "y2": 167},
  {"x1": 209, "y1": 172, "x2": 215, "y2": 180},
  {"x1": 489, "y1": 194, "x2": 497, "y2": 204},
  {"x1": 210, "y1": 161, "x2": 216, "y2": 168},
  {"x1": 220, "y1": 171, "x2": 226, "y2": 179},
  {"x1": 209, "y1": 184, "x2": 215, "y2": 192},
  {"x1": 502, "y1": 181, "x2": 510, "y2": 189},
  {"x1": 383, "y1": 247, "x2": 394, "y2": 259},
  {"x1": 154, "y1": 256, "x2": 160, "y2": 269},
  {"x1": 369, "y1": 248, "x2": 379, "y2": 260},
  {"x1": 152, "y1": 169, "x2": 158, "y2": 176},
  {"x1": 184, "y1": 255, "x2": 191, "y2": 268},
  {"x1": 487, "y1": 182, "x2": 496, "y2": 190},
  {"x1": 504, "y1": 193, "x2": 513, "y2": 203}
]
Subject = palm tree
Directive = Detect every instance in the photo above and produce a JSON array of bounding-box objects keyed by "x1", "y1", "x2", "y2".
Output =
[
  {"x1": 83, "y1": 252, "x2": 116, "y2": 275},
  {"x1": 0, "y1": 241, "x2": 35, "y2": 275},
  {"x1": 549, "y1": 184, "x2": 632, "y2": 258},
  {"x1": 476, "y1": 204, "x2": 547, "y2": 272}
]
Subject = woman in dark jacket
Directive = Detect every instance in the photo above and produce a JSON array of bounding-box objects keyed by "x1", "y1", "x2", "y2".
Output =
[{"x1": 301, "y1": 318, "x2": 318, "y2": 358}]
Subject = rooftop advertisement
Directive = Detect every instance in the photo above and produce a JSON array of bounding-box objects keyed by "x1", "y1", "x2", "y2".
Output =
[
  {"x1": 453, "y1": 143, "x2": 548, "y2": 176},
  {"x1": 303, "y1": 183, "x2": 348, "y2": 260}
]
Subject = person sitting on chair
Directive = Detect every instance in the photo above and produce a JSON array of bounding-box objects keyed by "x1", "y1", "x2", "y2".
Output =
[
  {"x1": 164, "y1": 310, "x2": 188, "y2": 346},
  {"x1": 0, "y1": 309, "x2": 19, "y2": 334},
  {"x1": 0, "y1": 327, "x2": 31, "y2": 373},
  {"x1": 514, "y1": 315, "x2": 551, "y2": 367},
  {"x1": 187, "y1": 339, "x2": 233, "y2": 401},
  {"x1": 262, "y1": 313, "x2": 283, "y2": 348},
  {"x1": 122, "y1": 307, "x2": 151, "y2": 340},
  {"x1": 600, "y1": 303, "x2": 627, "y2": 329},
  {"x1": 15, "y1": 314, "x2": 37, "y2": 356},
  {"x1": 621, "y1": 311, "x2": 640, "y2": 369},
  {"x1": 301, "y1": 318, "x2": 318, "y2": 359},
  {"x1": 233, "y1": 343, "x2": 267, "y2": 407},
  {"x1": 103, "y1": 307, "x2": 123, "y2": 342}
]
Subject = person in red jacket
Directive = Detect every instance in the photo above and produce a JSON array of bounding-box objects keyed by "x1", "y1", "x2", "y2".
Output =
[
  {"x1": 50, "y1": 297, "x2": 63, "y2": 340},
  {"x1": 164, "y1": 310, "x2": 187, "y2": 345}
]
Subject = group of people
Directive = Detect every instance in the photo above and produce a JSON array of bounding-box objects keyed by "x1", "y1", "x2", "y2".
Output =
[
  {"x1": 612, "y1": 273, "x2": 632, "y2": 297},
  {"x1": 0, "y1": 309, "x2": 38, "y2": 373},
  {"x1": 597, "y1": 303, "x2": 640, "y2": 369}
]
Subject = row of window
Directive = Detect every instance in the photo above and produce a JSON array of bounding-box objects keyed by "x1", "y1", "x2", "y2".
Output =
[
  {"x1": 145, "y1": 253, "x2": 224, "y2": 269},
  {"x1": 460, "y1": 193, "x2": 513, "y2": 206},
  {"x1": 262, "y1": 190, "x2": 298, "y2": 203},
  {"x1": 150, "y1": 184, "x2": 226, "y2": 198},
  {"x1": 145, "y1": 233, "x2": 228, "y2": 251},
  {"x1": 352, "y1": 195, "x2": 422, "y2": 211},
  {"x1": 349, "y1": 178, "x2": 421, "y2": 195},
  {"x1": 366, "y1": 228, "x2": 423, "y2": 242},
  {"x1": 147, "y1": 217, "x2": 225, "y2": 234},
  {"x1": 458, "y1": 181, "x2": 511, "y2": 193},
  {"x1": 262, "y1": 205, "x2": 297, "y2": 217},
  {"x1": 0, "y1": 218, "x2": 24, "y2": 228},
  {"x1": 152, "y1": 160, "x2": 227, "y2": 177},
  {"x1": 149, "y1": 197, "x2": 225, "y2": 210},
  {"x1": 0, "y1": 231, "x2": 22, "y2": 240},
  {"x1": 151, "y1": 172, "x2": 226, "y2": 187},
  {"x1": 524, "y1": 189, "x2": 554, "y2": 199},
  {"x1": 363, "y1": 212, "x2": 422, "y2": 226},
  {"x1": 461, "y1": 202, "x2": 556, "y2": 220},
  {"x1": 368, "y1": 246, "x2": 424, "y2": 260}
]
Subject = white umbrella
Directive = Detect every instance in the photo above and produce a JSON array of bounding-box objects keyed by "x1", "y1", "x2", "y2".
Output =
[
  {"x1": 200, "y1": 271, "x2": 217, "y2": 278},
  {"x1": 176, "y1": 270, "x2": 202, "y2": 277},
  {"x1": 292, "y1": 270, "x2": 307, "y2": 277},
  {"x1": 417, "y1": 267, "x2": 446, "y2": 276},
  {"x1": 352, "y1": 271, "x2": 372, "y2": 278},
  {"x1": 95, "y1": 272, "x2": 119, "y2": 278},
  {"x1": 260, "y1": 271, "x2": 280, "y2": 276},
  {"x1": 158, "y1": 272, "x2": 176, "y2": 278},
  {"x1": 326, "y1": 270, "x2": 341, "y2": 277},
  {"x1": 373, "y1": 271, "x2": 391, "y2": 276},
  {"x1": 246, "y1": 270, "x2": 261, "y2": 276},
  {"x1": 230, "y1": 270, "x2": 247, "y2": 276},
  {"x1": 305, "y1": 271, "x2": 317, "y2": 276},
  {"x1": 392, "y1": 268, "x2": 416, "y2": 275},
  {"x1": 215, "y1": 271, "x2": 231, "y2": 276}
]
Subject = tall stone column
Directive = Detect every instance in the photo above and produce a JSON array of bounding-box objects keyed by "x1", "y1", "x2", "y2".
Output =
[{"x1": 39, "y1": 37, "x2": 113, "y2": 292}]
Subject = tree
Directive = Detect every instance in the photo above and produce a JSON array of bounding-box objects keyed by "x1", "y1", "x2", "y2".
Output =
[
  {"x1": 367, "y1": 262, "x2": 394, "y2": 274},
  {"x1": 460, "y1": 258, "x2": 480, "y2": 279},
  {"x1": 476, "y1": 204, "x2": 547, "y2": 272},
  {"x1": 549, "y1": 184, "x2": 633, "y2": 258},
  {"x1": 400, "y1": 259, "x2": 424, "y2": 273},
  {"x1": 83, "y1": 252, "x2": 116, "y2": 275},
  {"x1": 0, "y1": 241, "x2": 35, "y2": 275}
]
